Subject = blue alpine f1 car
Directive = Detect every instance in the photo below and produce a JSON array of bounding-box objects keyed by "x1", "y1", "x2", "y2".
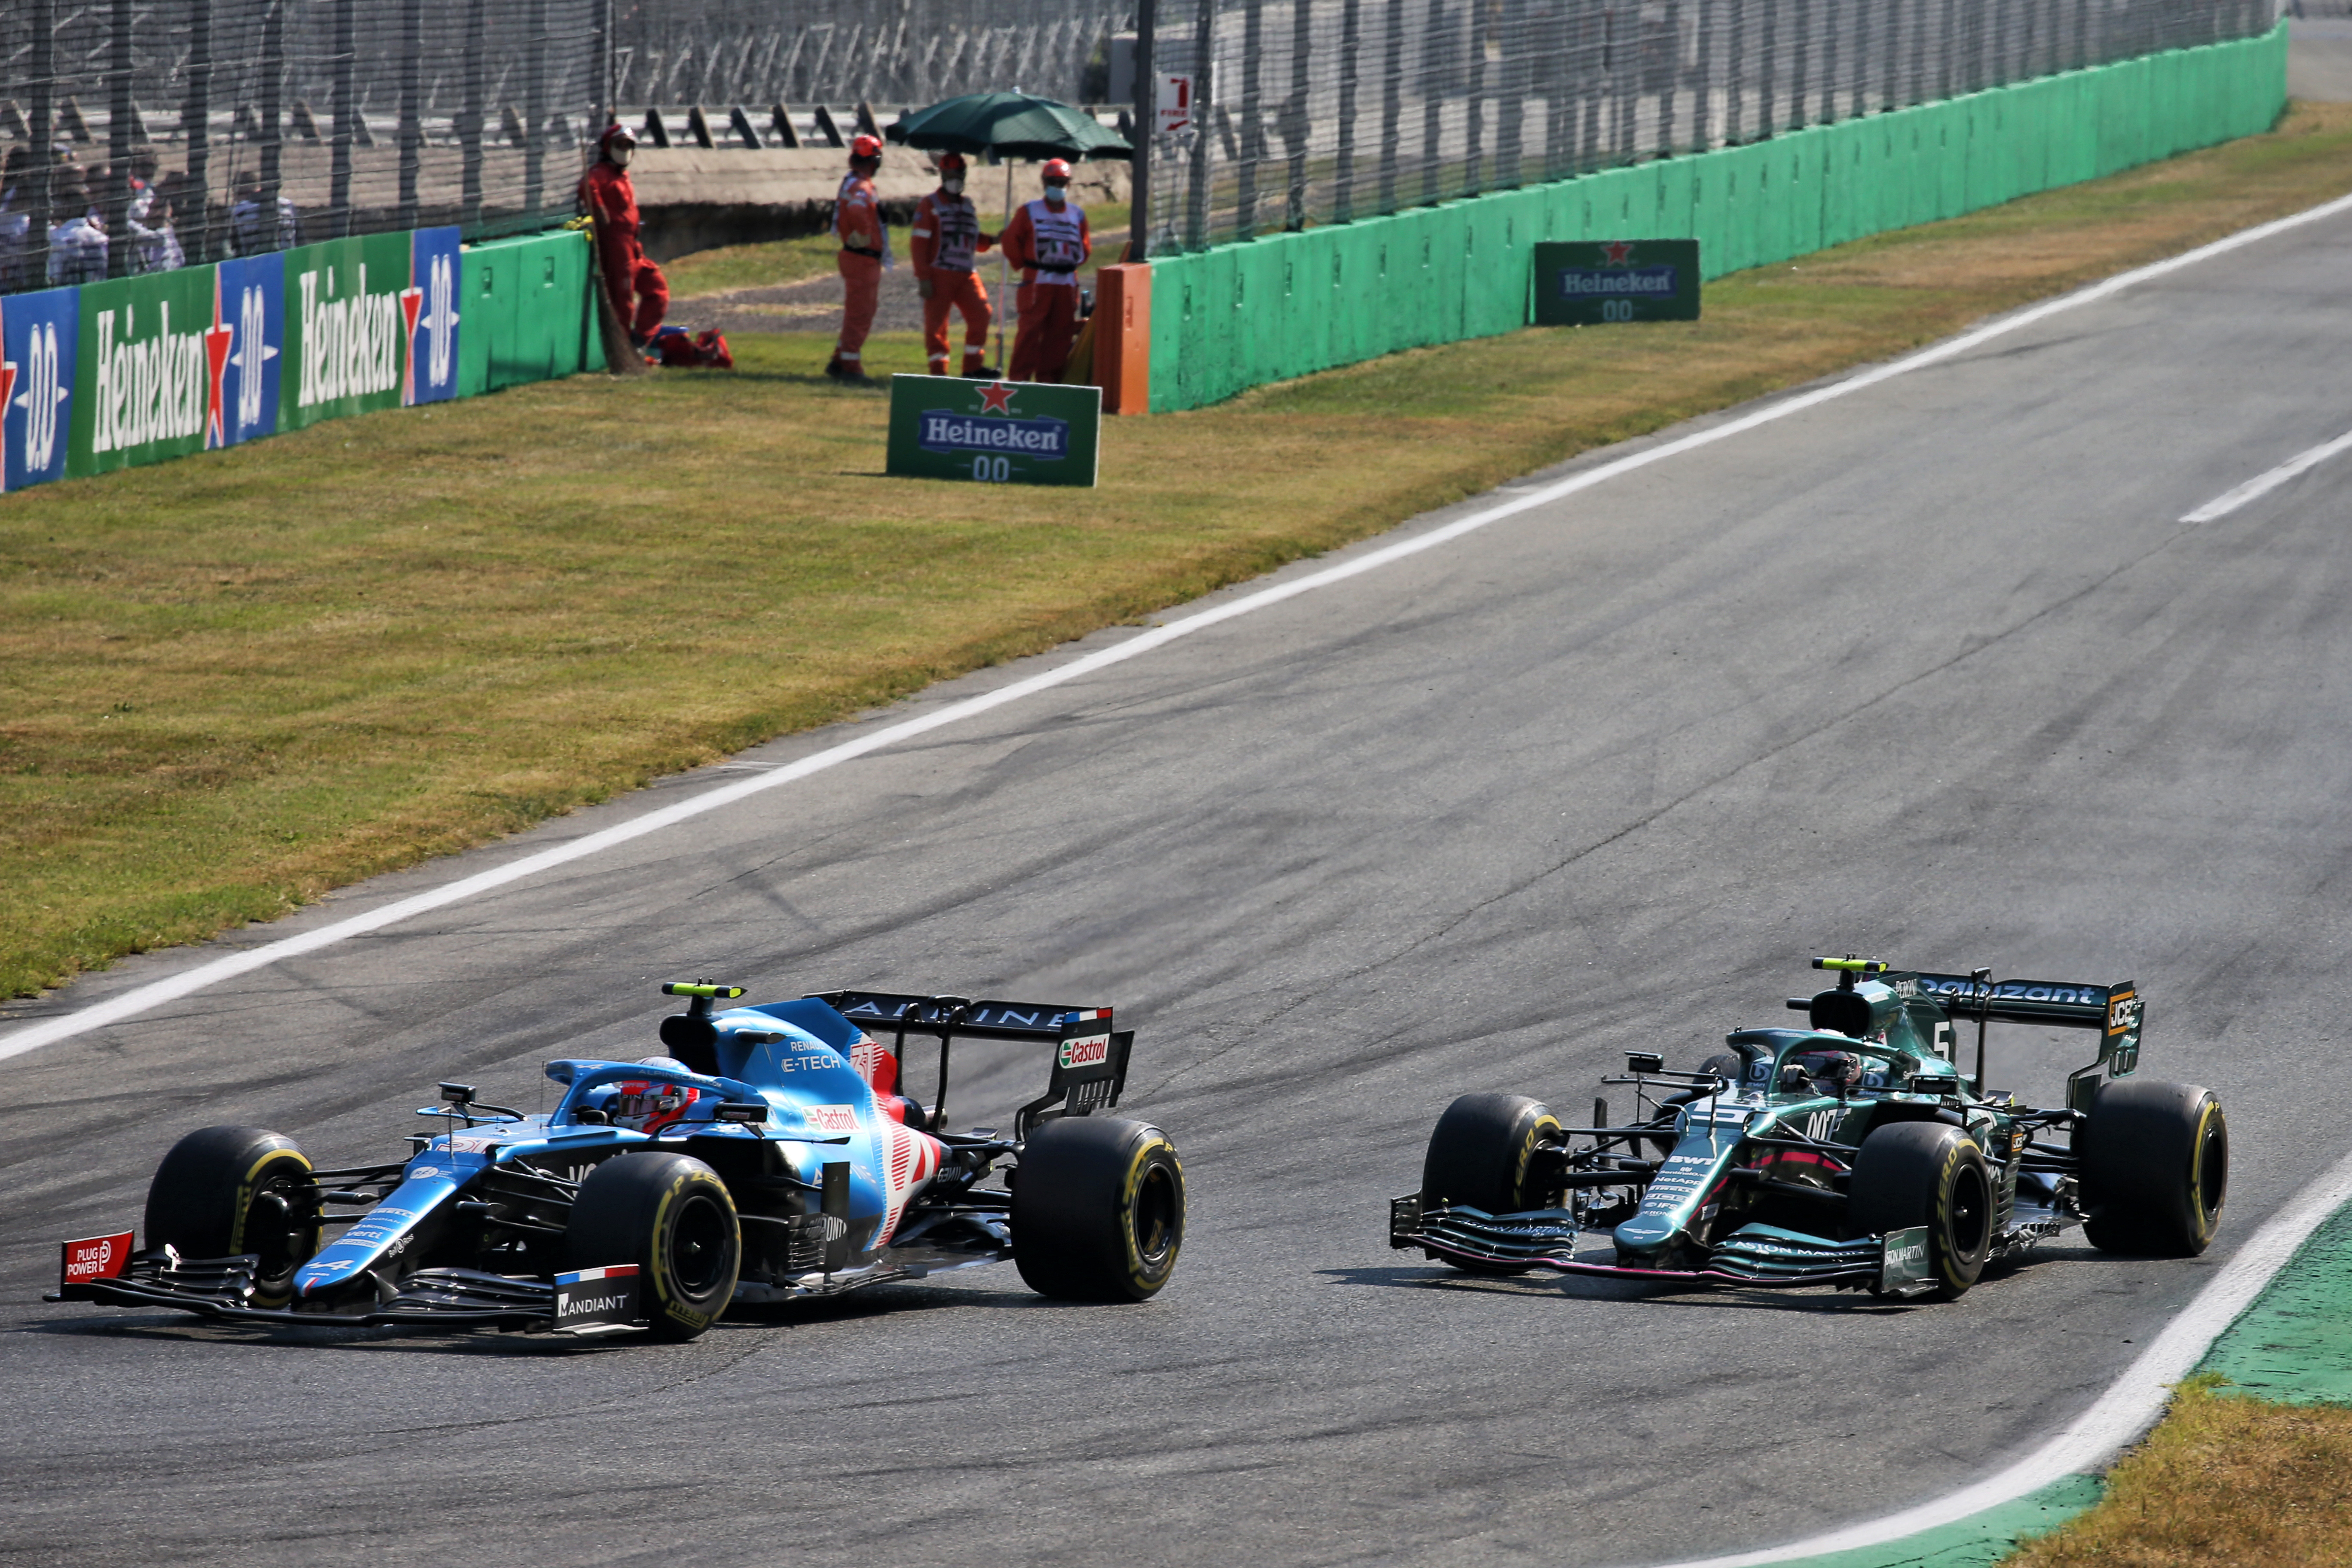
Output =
[
  {"x1": 50, "y1": 984, "x2": 1184, "y2": 1340},
  {"x1": 1389, "y1": 956, "x2": 2226, "y2": 1300}
]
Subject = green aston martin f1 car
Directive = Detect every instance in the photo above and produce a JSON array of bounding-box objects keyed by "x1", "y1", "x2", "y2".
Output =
[{"x1": 1388, "y1": 957, "x2": 2227, "y2": 1299}]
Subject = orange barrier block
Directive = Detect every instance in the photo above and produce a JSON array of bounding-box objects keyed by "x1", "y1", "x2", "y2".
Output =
[{"x1": 1093, "y1": 263, "x2": 1151, "y2": 415}]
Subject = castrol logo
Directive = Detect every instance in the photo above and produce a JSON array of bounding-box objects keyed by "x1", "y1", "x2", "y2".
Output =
[
  {"x1": 62, "y1": 1231, "x2": 134, "y2": 1285},
  {"x1": 803, "y1": 1104, "x2": 859, "y2": 1136},
  {"x1": 1058, "y1": 1033, "x2": 1111, "y2": 1071}
]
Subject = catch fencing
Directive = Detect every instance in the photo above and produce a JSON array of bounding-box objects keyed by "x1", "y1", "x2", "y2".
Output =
[
  {"x1": 1140, "y1": 0, "x2": 2280, "y2": 254},
  {"x1": 0, "y1": 0, "x2": 1135, "y2": 291}
]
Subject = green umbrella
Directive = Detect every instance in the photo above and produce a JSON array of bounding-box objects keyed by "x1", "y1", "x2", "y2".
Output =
[
  {"x1": 885, "y1": 92, "x2": 1129, "y2": 377},
  {"x1": 884, "y1": 91, "x2": 1131, "y2": 162}
]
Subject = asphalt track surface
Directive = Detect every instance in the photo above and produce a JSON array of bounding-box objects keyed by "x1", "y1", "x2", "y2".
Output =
[{"x1": 8, "y1": 207, "x2": 2352, "y2": 1568}]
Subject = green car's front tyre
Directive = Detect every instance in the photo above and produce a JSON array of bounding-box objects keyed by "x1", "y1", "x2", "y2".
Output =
[
  {"x1": 1011, "y1": 1116, "x2": 1185, "y2": 1302},
  {"x1": 2078, "y1": 1078, "x2": 2228, "y2": 1257},
  {"x1": 1850, "y1": 1121, "x2": 1994, "y2": 1300},
  {"x1": 144, "y1": 1125, "x2": 322, "y2": 1309},
  {"x1": 564, "y1": 1152, "x2": 742, "y2": 1341},
  {"x1": 1420, "y1": 1094, "x2": 1563, "y2": 1275}
]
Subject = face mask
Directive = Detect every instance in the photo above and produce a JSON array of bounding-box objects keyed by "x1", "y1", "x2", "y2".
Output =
[
  {"x1": 1044, "y1": 184, "x2": 1068, "y2": 205},
  {"x1": 611, "y1": 144, "x2": 634, "y2": 167},
  {"x1": 943, "y1": 177, "x2": 964, "y2": 195}
]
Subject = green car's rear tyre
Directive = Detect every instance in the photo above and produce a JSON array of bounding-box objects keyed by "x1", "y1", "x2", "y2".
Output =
[
  {"x1": 2078, "y1": 1078, "x2": 2228, "y2": 1257},
  {"x1": 144, "y1": 1126, "x2": 321, "y2": 1308},
  {"x1": 1011, "y1": 1116, "x2": 1185, "y2": 1302},
  {"x1": 564, "y1": 1152, "x2": 741, "y2": 1341},
  {"x1": 1420, "y1": 1093, "x2": 1562, "y2": 1275},
  {"x1": 1850, "y1": 1121, "x2": 1994, "y2": 1300}
]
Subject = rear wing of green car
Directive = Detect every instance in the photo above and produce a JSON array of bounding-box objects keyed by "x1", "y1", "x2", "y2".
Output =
[{"x1": 1902, "y1": 970, "x2": 2144, "y2": 1104}]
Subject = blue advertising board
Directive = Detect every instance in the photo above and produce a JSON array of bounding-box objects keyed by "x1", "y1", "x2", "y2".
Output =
[
  {"x1": 213, "y1": 254, "x2": 285, "y2": 447},
  {"x1": 408, "y1": 226, "x2": 462, "y2": 405},
  {"x1": 0, "y1": 285, "x2": 79, "y2": 491}
]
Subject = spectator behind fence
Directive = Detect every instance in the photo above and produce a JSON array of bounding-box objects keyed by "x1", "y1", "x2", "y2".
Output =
[
  {"x1": 47, "y1": 171, "x2": 108, "y2": 286},
  {"x1": 141, "y1": 172, "x2": 191, "y2": 274},
  {"x1": 230, "y1": 171, "x2": 299, "y2": 257},
  {"x1": 121, "y1": 152, "x2": 182, "y2": 274},
  {"x1": 0, "y1": 147, "x2": 29, "y2": 292}
]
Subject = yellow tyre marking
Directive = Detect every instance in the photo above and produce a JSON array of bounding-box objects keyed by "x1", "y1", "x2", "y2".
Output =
[
  {"x1": 229, "y1": 1146, "x2": 312, "y2": 1255},
  {"x1": 1119, "y1": 1136, "x2": 1184, "y2": 1289},
  {"x1": 648, "y1": 1167, "x2": 737, "y2": 1332}
]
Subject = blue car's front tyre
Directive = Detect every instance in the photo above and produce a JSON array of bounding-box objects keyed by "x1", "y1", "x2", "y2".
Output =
[
  {"x1": 144, "y1": 1126, "x2": 321, "y2": 1309},
  {"x1": 564, "y1": 1153, "x2": 741, "y2": 1341}
]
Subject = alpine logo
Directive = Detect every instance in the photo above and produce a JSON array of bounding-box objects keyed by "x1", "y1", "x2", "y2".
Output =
[
  {"x1": 1058, "y1": 1032, "x2": 1111, "y2": 1071},
  {"x1": 61, "y1": 1231, "x2": 134, "y2": 1286},
  {"x1": 802, "y1": 1103, "x2": 859, "y2": 1136}
]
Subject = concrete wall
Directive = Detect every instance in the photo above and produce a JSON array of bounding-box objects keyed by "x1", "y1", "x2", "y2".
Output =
[{"x1": 1144, "y1": 23, "x2": 2290, "y2": 413}]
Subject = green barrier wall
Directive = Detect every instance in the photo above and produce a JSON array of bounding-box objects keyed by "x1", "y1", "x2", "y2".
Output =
[
  {"x1": 456, "y1": 227, "x2": 606, "y2": 398},
  {"x1": 1148, "y1": 23, "x2": 2288, "y2": 412}
]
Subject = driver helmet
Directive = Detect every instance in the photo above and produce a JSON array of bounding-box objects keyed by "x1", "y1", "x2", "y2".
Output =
[{"x1": 606, "y1": 1062, "x2": 701, "y2": 1133}]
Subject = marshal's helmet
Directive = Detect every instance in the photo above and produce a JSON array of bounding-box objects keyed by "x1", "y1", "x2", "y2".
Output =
[
  {"x1": 850, "y1": 132, "x2": 884, "y2": 161},
  {"x1": 936, "y1": 152, "x2": 968, "y2": 176},
  {"x1": 1041, "y1": 157, "x2": 1073, "y2": 183},
  {"x1": 599, "y1": 121, "x2": 637, "y2": 158}
]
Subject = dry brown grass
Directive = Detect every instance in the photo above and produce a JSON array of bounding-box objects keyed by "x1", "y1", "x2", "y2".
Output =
[
  {"x1": 2004, "y1": 1382, "x2": 2352, "y2": 1567},
  {"x1": 5, "y1": 105, "x2": 2352, "y2": 1000}
]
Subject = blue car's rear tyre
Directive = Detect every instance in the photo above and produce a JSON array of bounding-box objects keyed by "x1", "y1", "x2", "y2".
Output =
[
  {"x1": 1012, "y1": 1116, "x2": 1184, "y2": 1302},
  {"x1": 1850, "y1": 1121, "x2": 1993, "y2": 1301},
  {"x1": 564, "y1": 1153, "x2": 741, "y2": 1341},
  {"x1": 2078, "y1": 1078, "x2": 2227, "y2": 1257},
  {"x1": 144, "y1": 1126, "x2": 320, "y2": 1309}
]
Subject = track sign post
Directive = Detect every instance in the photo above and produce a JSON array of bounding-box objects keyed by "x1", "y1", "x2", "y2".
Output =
[
  {"x1": 1531, "y1": 239, "x2": 1702, "y2": 327},
  {"x1": 885, "y1": 375, "x2": 1100, "y2": 487}
]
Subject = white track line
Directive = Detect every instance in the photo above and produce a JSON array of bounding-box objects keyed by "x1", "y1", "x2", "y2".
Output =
[
  {"x1": 9, "y1": 186, "x2": 2352, "y2": 1068},
  {"x1": 1643, "y1": 1141, "x2": 2352, "y2": 1568},
  {"x1": 2181, "y1": 425, "x2": 2352, "y2": 522}
]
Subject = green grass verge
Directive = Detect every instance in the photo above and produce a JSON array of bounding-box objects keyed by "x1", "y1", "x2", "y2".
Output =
[
  {"x1": 6, "y1": 108, "x2": 2352, "y2": 1001},
  {"x1": 2001, "y1": 1378, "x2": 2352, "y2": 1567}
]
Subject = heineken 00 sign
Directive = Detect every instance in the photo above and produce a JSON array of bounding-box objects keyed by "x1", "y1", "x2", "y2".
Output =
[
  {"x1": 885, "y1": 375, "x2": 1100, "y2": 487},
  {"x1": 1531, "y1": 239, "x2": 1702, "y2": 326}
]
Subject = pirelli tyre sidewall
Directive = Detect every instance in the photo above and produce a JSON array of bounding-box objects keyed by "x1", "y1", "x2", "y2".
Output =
[
  {"x1": 144, "y1": 1126, "x2": 321, "y2": 1308},
  {"x1": 1850, "y1": 1121, "x2": 1994, "y2": 1300},
  {"x1": 1419, "y1": 1093, "x2": 1563, "y2": 1276},
  {"x1": 2079, "y1": 1078, "x2": 2228, "y2": 1258},
  {"x1": 1011, "y1": 1116, "x2": 1185, "y2": 1303},
  {"x1": 1422, "y1": 1093, "x2": 1563, "y2": 1214},
  {"x1": 565, "y1": 1152, "x2": 741, "y2": 1341}
]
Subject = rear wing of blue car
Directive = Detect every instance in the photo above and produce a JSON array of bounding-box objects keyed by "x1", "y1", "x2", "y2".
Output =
[{"x1": 813, "y1": 990, "x2": 1133, "y2": 1138}]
